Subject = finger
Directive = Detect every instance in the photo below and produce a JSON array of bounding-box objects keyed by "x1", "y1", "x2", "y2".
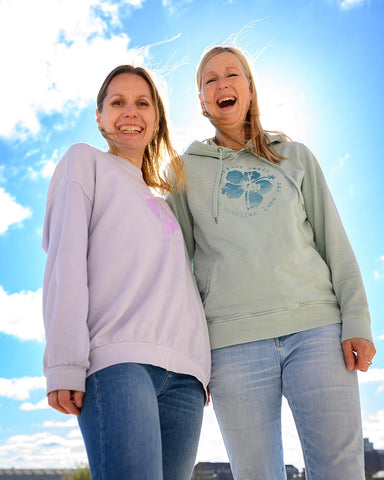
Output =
[
  {"x1": 48, "y1": 391, "x2": 70, "y2": 415},
  {"x1": 356, "y1": 351, "x2": 369, "y2": 372},
  {"x1": 367, "y1": 343, "x2": 377, "y2": 362},
  {"x1": 72, "y1": 391, "x2": 84, "y2": 409},
  {"x1": 354, "y1": 341, "x2": 376, "y2": 372},
  {"x1": 342, "y1": 341, "x2": 357, "y2": 371},
  {"x1": 57, "y1": 390, "x2": 82, "y2": 416}
]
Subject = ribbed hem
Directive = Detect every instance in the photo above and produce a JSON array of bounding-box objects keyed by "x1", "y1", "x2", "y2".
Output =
[
  {"x1": 88, "y1": 341, "x2": 210, "y2": 392},
  {"x1": 208, "y1": 302, "x2": 342, "y2": 350},
  {"x1": 45, "y1": 365, "x2": 87, "y2": 395},
  {"x1": 341, "y1": 313, "x2": 373, "y2": 343}
]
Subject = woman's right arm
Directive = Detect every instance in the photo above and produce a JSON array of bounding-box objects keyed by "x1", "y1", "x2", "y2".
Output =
[{"x1": 42, "y1": 146, "x2": 94, "y2": 399}]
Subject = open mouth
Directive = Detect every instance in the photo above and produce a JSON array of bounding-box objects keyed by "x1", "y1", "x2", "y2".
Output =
[
  {"x1": 119, "y1": 125, "x2": 143, "y2": 133},
  {"x1": 217, "y1": 96, "x2": 236, "y2": 108}
]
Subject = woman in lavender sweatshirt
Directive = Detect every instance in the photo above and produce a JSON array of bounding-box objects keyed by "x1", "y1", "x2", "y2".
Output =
[{"x1": 42, "y1": 65, "x2": 211, "y2": 480}]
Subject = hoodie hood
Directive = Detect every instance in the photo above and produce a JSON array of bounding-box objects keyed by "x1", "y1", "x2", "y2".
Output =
[{"x1": 184, "y1": 132, "x2": 286, "y2": 158}]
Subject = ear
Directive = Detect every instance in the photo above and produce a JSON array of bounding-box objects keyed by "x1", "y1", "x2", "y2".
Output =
[
  {"x1": 96, "y1": 108, "x2": 103, "y2": 130},
  {"x1": 199, "y1": 94, "x2": 207, "y2": 116}
]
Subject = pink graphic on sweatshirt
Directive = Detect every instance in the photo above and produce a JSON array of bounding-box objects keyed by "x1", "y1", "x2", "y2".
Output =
[{"x1": 144, "y1": 194, "x2": 181, "y2": 242}]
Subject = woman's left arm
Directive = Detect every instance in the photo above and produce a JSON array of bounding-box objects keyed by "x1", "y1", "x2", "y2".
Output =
[{"x1": 299, "y1": 145, "x2": 375, "y2": 364}]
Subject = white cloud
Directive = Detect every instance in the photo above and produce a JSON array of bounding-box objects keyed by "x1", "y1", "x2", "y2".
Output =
[
  {"x1": 339, "y1": 0, "x2": 368, "y2": 10},
  {"x1": 20, "y1": 398, "x2": 49, "y2": 411},
  {"x1": 24, "y1": 151, "x2": 60, "y2": 182},
  {"x1": 196, "y1": 405, "x2": 228, "y2": 463},
  {"x1": 43, "y1": 418, "x2": 78, "y2": 428},
  {"x1": 358, "y1": 368, "x2": 384, "y2": 384},
  {"x1": 373, "y1": 256, "x2": 384, "y2": 280},
  {"x1": 0, "y1": 430, "x2": 86, "y2": 469},
  {"x1": 0, "y1": 0, "x2": 149, "y2": 138},
  {"x1": 40, "y1": 158, "x2": 59, "y2": 179},
  {"x1": 331, "y1": 153, "x2": 349, "y2": 175},
  {"x1": 0, "y1": 286, "x2": 44, "y2": 342},
  {"x1": 348, "y1": 185, "x2": 356, "y2": 198},
  {"x1": 196, "y1": 399, "x2": 305, "y2": 470},
  {"x1": 0, "y1": 377, "x2": 45, "y2": 401},
  {"x1": 363, "y1": 410, "x2": 384, "y2": 450},
  {"x1": 0, "y1": 188, "x2": 32, "y2": 234},
  {"x1": 162, "y1": 0, "x2": 192, "y2": 15},
  {"x1": 337, "y1": 153, "x2": 349, "y2": 167},
  {"x1": 281, "y1": 400, "x2": 304, "y2": 469}
]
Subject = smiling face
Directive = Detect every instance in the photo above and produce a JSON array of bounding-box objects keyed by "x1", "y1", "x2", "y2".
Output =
[
  {"x1": 199, "y1": 51, "x2": 252, "y2": 141},
  {"x1": 96, "y1": 73, "x2": 157, "y2": 168}
]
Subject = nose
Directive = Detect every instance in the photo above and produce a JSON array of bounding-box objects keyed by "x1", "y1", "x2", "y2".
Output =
[
  {"x1": 217, "y1": 76, "x2": 229, "y2": 89},
  {"x1": 123, "y1": 103, "x2": 137, "y2": 117}
]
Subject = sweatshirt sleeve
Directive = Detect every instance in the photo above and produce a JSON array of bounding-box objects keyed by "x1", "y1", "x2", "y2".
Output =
[
  {"x1": 299, "y1": 145, "x2": 373, "y2": 343},
  {"x1": 166, "y1": 183, "x2": 195, "y2": 263},
  {"x1": 42, "y1": 147, "x2": 94, "y2": 394}
]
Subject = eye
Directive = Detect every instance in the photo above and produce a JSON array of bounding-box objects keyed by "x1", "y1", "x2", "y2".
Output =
[
  {"x1": 137, "y1": 100, "x2": 150, "y2": 107},
  {"x1": 205, "y1": 77, "x2": 216, "y2": 85},
  {"x1": 111, "y1": 100, "x2": 123, "y2": 107},
  {"x1": 227, "y1": 73, "x2": 238, "y2": 78}
]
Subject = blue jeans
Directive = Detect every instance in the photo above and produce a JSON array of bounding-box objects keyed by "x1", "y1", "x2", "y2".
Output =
[
  {"x1": 210, "y1": 324, "x2": 364, "y2": 480},
  {"x1": 78, "y1": 363, "x2": 205, "y2": 480}
]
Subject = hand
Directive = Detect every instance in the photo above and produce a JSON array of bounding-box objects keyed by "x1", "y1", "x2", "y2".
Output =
[
  {"x1": 342, "y1": 337, "x2": 376, "y2": 372},
  {"x1": 47, "y1": 390, "x2": 84, "y2": 416}
]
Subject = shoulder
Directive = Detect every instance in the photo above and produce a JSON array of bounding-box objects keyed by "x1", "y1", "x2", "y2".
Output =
[
  {"x1": 276, "y1": 140, "x2": 317, "y2": 169},
  {"x1": 182, "y1": 140, "x2": 215, "y2": 160},
  {"x1": 275, "y1": 139, "x2": 312, "y2": 156},
  {"x1": 48, "y1": 144, "x2": 105, "y2": 198},
  {"x1": 65, "y1": 143, "x2": 105, "y2": 163},
  {"x1": 59, "y1": 143, "x2": 108, "y2": 176}
]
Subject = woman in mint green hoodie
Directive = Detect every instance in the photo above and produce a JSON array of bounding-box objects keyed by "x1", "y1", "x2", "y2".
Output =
[{"x1": 168, "y1": 46, "x2": 376, "y2": 480}]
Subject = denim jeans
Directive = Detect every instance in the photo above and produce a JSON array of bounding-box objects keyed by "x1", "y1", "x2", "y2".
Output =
[
  {"x1": 210, "y1": 324, "x2": 364, "y2": 480},
  {"x1": 78, "y1": 363, "x2": 205, "y2": 480}
]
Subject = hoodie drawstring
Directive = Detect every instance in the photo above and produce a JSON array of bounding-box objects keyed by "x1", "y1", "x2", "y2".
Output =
[{"x1": 212, "y1": 147, "x2": 223, "y2": 224}]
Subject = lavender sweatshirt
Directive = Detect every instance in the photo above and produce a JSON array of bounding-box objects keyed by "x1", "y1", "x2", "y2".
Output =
[{"x1": 42, "y1": 143, "x2": 211, "y2": 394}]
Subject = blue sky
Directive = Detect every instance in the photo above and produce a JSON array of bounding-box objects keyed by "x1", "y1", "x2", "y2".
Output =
[{"x1": 0, "y1": 0, "x2": 383, "y2": 470}]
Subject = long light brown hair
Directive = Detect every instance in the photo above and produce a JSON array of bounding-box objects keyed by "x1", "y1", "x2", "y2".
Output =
[
  {"x1": 97, "y1": 65, "x2": 185, "y2": 193},
  {"x1": 196, "y1": 46, "x2": 287, "y2": 164}
]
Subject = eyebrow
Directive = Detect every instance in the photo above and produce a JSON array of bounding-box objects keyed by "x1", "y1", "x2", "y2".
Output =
[
  {"x1": 108, "y1": 93, "x2": 151, "y2": 100},
  {"x1": 203, "y1": 66, "x2": 242, "y2": 77}
]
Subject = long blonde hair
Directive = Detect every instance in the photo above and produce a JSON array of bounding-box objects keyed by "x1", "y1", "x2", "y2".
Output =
[
  {"x1": 196, "y1": 46, "x2": 287, "y2": 164},
  {"x1": 97, "y1": 65, "x2": 185, "y2": 193}
]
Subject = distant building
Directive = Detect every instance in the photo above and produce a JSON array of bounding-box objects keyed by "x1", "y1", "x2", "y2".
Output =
[
  {"x1": 0, "y1": 470, "x2": 76, "y2": 480},
  {"x1": 192, "y1": 462, "x2": 233, "y2": 480},
  {"x1": 285, "y1": 464, "x2": 300, "y2": 479},
  {"x1": 365, "y1": 438, "x2": 384, "y2": 478},
  {"x1": 2, "y1": 440, "x2": 383, "y2": 480},
  {"x1": 192, "y1": 462, "x2": 300, "y2": 480}
]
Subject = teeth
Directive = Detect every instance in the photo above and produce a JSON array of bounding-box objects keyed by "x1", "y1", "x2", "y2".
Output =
[
  {"x1": 217, "y1": 96, "x2": 236, "y2": 107},
  {"x1": 119, "y1": 126, "x2": 142, "y2": 133}
]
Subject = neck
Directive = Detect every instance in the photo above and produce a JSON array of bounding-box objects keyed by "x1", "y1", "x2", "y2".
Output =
[
  {"x1": 214, "y1": 129, "x2": 245, "y2": 151},
  {"x1": 108, "y1": 144, "x2": 144, "y2": 170}
]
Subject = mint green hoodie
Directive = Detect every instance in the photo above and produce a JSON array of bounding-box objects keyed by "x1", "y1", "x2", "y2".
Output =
[{"x1": 168, "y1": 134, "x2": 373, "y2": 349}]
